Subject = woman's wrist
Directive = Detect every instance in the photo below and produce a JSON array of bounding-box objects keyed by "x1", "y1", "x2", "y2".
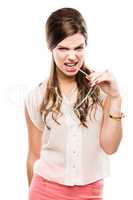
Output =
[
  {"x1": 103, "y1": 95, "x2": 124, "y2": 120},
  {"x1": 109, "y1": 93, "x2": 122, "y2": 101},
  {"x1": 109, "y1": 94, "x2": 122, "y2": 114}
]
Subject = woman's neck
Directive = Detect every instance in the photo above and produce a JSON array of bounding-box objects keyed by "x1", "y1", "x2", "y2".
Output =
[
  {"x1": 56, "y1": 68, "x2": 76, "y2": 86},
  {"x1": 56, "y1": 70, "x2": 77, "y2": 96},
  {"x1": 58, "y1": 76, "x2": 76, "y2": 86}
]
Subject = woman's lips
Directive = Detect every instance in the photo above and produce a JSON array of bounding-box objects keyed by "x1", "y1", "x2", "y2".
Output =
[
  {"x1": 64, "y1": 67, "x2": 77, "y2": 72},
  {"x1": 63, "y1": 62, "x2": 79, "y2": 72}
]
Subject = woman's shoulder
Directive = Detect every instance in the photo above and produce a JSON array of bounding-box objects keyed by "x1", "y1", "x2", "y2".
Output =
[
  {"x1": 37, "y1": 78, "x2": 48, "y2": 95},
  {"x1": 33, "y1": 78, "x2": 48, "y2": 94},
  {"x1": 25, "y1": 78, "x2": 48, "y2": 104}
]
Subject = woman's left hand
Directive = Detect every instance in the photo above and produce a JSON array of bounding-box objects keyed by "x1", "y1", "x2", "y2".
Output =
[{"x1": 86, "y1": 70, "x2": 121, "y2": 98}]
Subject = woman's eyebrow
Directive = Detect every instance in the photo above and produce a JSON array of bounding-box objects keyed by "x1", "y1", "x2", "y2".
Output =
[{"x1": 57, "y1": 43, "x2": 84, "y2": 49}]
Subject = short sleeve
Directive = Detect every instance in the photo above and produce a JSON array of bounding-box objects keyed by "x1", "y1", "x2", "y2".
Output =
[{"x1": 24, "y1": 82, "x2": 47, "y2": 132}]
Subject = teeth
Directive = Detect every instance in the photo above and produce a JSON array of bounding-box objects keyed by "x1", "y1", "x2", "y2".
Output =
[
  {"x1": 65, "y1": 63, "x2": 77, "y2": 67},
  {"x1": 67, "y1": 64, "x2": 75, "y2": 67}
]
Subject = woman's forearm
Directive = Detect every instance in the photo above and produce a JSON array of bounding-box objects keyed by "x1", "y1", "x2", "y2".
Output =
[
  {"x1": 100, "y1": 97, "x2": 123, "y2": 154},
  {"x1": 26, "y1": 154, "x2": 37, "y2": 187},
  {"x1": 27, "y1": 159, "x2": 34, "y2": 187}
]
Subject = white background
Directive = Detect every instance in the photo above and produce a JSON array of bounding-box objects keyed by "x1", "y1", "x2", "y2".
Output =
[{"x1": 0, "y1": 0, "x2": 132, "y2": 199}]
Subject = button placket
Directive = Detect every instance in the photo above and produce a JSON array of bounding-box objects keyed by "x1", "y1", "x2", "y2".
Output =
[
  {"x1": 70, "y1": 123, "x2": 81, "y2": 172},
  {"x1": 63, "y1": 103, "x2": 83, "y2": 184},
  {"x1": 71, "y1": 142, "x2": 80, "y2": 172}
]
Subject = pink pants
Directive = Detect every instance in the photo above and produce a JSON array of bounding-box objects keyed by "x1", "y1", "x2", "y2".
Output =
[{"x1": 29, "y1": 173, "x2": 104, "y2": 200}]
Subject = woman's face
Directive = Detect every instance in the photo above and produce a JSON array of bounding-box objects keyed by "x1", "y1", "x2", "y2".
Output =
[{"x1": 52, "y1": 33, "x2": 86, "y2": 77}]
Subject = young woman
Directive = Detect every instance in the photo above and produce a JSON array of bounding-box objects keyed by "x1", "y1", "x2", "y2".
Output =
[{"x1": 24, "y1": 7, "x2": 124, "y2": 200}]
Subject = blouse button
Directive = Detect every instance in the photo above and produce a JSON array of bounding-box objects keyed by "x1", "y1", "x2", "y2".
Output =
[{"x1": 73, "y1": 133, "x2": 76, "y2": 136}]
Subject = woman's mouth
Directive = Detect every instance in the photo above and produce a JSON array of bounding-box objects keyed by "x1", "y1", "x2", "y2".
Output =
[
  {"x1": 64, "y1": 62, "x2": 79, "y2": 72},
  {"x1": 64, "y1": 61, "x2": 78, "y2": 67}
]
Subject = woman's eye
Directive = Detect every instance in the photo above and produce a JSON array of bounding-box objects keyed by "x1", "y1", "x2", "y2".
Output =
[
  {"x1": 76, "y1": 47, "x2": 84, "y2": 50},
  {"x1": 58, "y1": 48, "x2": 68, "y2": 51},
  {"x1": 58, "y1": 47, "x2": 84, "y2": 52}
]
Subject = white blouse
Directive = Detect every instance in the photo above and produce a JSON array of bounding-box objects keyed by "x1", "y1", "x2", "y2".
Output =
[{"x1": 24, "y1": 80, "x2": 110, "y2": 186}]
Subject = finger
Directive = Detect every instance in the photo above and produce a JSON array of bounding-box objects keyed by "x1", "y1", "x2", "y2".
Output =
[
  {"x1": 90, "y1": 72, "x2": 106, "y2": 83},
  {"x1": 95, "y1": 75, "x2": 112, "y2": 84},
  {"x1": 93, "y1": 70, "x2": 112, "y2": 82},
  {"x1": 89, "y1": 69, "x2": 109, "y2": 77}
]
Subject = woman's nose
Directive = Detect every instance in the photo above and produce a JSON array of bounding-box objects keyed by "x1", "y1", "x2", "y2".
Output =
[{"x1": 68, "y1": 51, "x2": 77, "y2": 60}]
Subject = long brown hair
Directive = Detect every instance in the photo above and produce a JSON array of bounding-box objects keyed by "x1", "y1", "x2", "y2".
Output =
[{"x1": 40, "y1": 7, "x2": 103, "y2": 130}]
